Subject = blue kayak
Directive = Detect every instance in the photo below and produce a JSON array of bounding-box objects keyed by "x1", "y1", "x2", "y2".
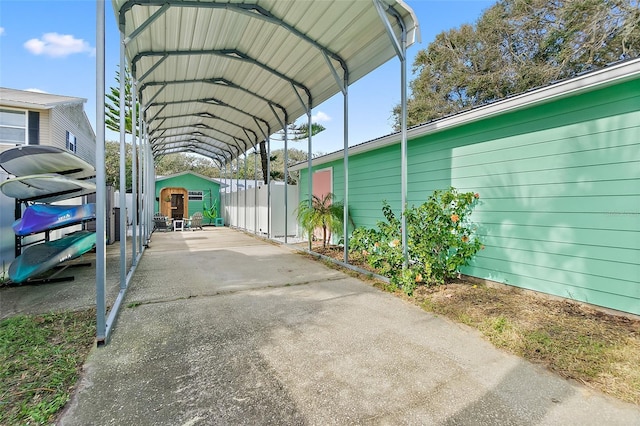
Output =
[
  {"x1": 13, "y1": 203, "x2": 96, "y2": 236},
  {"x1": 8, "y1": 231, "x2": 96, "y2": 283}
]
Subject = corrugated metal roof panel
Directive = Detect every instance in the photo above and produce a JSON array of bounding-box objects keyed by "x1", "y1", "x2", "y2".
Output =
[{"x1": 112, "y1": 0, "x2": 419, "y2": 163}]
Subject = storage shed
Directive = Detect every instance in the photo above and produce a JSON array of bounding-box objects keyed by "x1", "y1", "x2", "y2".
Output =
[
  {"x1": 292, "y1": 59, "x2": 640, "y2": 316},
  {"x1": 155, "y1": 172, "x2": 224, "y2": 224}
]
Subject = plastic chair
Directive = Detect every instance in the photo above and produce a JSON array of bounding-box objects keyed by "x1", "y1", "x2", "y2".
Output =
[
  {"x1": 190, "y1": 212, "x2": 203, "y2": 230},
  {"x1": 153, "y1": 213, "x2": 172, "y2": 232}
]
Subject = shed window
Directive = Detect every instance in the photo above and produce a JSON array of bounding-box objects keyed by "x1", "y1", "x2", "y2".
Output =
[
  {"x1": 0, "y1": 108, "x2": 26, "y2": 145},
  {"x1": 66, "y1": 131, "x2": 77, "y2": 153},
  {"x1": 188, "y1": 190, "x2": 203, "y2": 201}
]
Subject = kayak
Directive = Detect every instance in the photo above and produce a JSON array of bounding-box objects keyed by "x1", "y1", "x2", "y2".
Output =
[
  {"x1": 8, "y1": 230, "x2": 96, "y2": 283},
  {"x1": 13, "y1": 203, "x2": 96, "y2": 236}
]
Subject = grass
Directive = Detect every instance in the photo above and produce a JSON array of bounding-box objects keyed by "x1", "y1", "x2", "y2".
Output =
[
  {"x1": 2, "y1": 245, "x2": 638, "y2": 424},
  {"x1": 410, "y1": 282, "x2": 640, "y2": 404},
  {"x1": 0, "y1": 309, "x2": 96, "y2": 425},
  {"x1": 311, "y1": 245, "x2": 640, "y2": 406}
]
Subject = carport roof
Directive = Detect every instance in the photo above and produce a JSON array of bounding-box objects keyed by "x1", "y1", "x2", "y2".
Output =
[{"x1": 112, "y1": 0, "x2": 419, "y2": 164}]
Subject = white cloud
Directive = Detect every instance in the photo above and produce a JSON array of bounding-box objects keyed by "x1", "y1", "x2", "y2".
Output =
[
  {"x1": 312, "y1": 111, "x2": 331, "y2": 122},
  {"x1": 25, "y1": 88, "x2": 48, "y2": 93},
  {"x1": 0, "y1": 27, "x2": 5, "y2": 36},
  {"x1": 24, "y1": 32, "x2": 94, "y2": 58}
]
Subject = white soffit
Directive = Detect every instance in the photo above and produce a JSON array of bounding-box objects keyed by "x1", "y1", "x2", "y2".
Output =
[{"x1": 112, "y1": 0, "x2": 420, "y2": 163}]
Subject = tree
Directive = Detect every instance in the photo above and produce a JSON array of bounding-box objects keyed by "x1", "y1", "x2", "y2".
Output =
[
  {"x1": 394, "y1": 0, "x2": 640, "y2": 128},
  {"x1": 221, "y1": 148, "x2": 308, "y2": 184},
  {"x1": 296, "y1": 193, "x2": 345, "y2": 248},
  {"x1": 105, "y1": 141, "x2": 132, "y2": 190},
  {"x1": 105, "y1": 66, "x2": 139, "y2": 135},
  {"x1": 258, "y1": 121, "x2": 326, "y2": 183}
]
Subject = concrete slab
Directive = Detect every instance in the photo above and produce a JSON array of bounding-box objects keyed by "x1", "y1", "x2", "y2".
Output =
[
  {"x1": 41, "y1": 228, "x2": 640, "y2": 424},
  {"x1": 0, "y1": 238, "x2": 127, "y2": 319}
]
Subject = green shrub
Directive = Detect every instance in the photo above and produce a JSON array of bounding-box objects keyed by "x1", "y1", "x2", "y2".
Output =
[{"x1": 349, "y1": 187, "x2": 482, "y2": 294}]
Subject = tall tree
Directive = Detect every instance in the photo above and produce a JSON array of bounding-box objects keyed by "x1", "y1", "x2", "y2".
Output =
[
  {"x1": 223, "y1": 148, "x2": 308, "y2": 184},
  {"x1": 394, "y1": 0, "x2": 640, "y2": 128},
  {"x1": 105, "y1": 66, "x2": 139, "y2": 135},
  {"x1": 154, "y1": 153, "x2": 220, "y2": 178},
  {"x1": 105, "y1": 141, "x2": 132, "y2": 189},
  {"x1": 258, "y1": 122, "x2": 325, "y2": 183}
]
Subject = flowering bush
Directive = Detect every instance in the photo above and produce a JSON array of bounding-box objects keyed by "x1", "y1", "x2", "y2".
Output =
[{"x1": 349, "y1": 187, "x2": 482, "y2": 295}]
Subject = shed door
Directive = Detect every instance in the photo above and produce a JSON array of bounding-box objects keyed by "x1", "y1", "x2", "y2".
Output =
[{"x1": 171, "y1": 194, "x2": 184, "y2": 220}]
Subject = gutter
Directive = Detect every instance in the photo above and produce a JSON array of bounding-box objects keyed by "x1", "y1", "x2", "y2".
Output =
[{"x1": 291, "y1": 57, "x2": 640, "y2": 171}]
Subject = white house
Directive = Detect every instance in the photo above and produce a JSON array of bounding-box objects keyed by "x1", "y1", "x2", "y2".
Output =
[{"x1": 0, "y1": 88, "x2": 96, "y2": 275}]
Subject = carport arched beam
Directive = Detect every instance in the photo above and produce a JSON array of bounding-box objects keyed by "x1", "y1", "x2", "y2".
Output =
[
  {"x1": 151, "y1": 131, "x2": 245, "y2": 159},
  {"x1": 149, "y1": 111, "x2": 258, "y2": 151},
  {"x1": 148, "y1": 97, "x2": 271, "y2": 134},
  {"x1": 152, "y1": 132, "x2": 244, "y2": 155},
  {"x1": 153, "y1": 145, "x2": 226, "y2": 164},
  {"x1": 148, "y1": 112, "x2": 256, "y2": 152},
  {"x1": 149, "y1": 123, "x2": 245, "y2": 149},
  {"x1": 139, "y1": 77, "x2": 287, "y2": 126},
  {"x1": 119, "y1": 1, "x2": 348, "y2": 77},
  {"x1": 153, "y1": 144, "x2": 227, "y2": 166},
  {"x1": 151, "y1": 139, "x2": 236, "y2": 162},
  {"x1": 152, "y1": 137, "x2": 233, "y2": 158},
  {"x1": 132, "y1": 49, "x2": 311, "y2": 104}
]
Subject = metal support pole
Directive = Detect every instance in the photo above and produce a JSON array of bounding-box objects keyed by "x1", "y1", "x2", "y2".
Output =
[
  {"x1": 222, "y1": 163, "x2": 225, "y2": 225},
  {"x1": 95, "y1": 0, "x2": 107, "y2": 343},
  {"x1": 307, "y1": 109, "x2": 312, "y2": 251},
  {"x1": 236, "y1": 158, "x2": 239, "y2": 228},
  {"x1": 284, "y1": 125, "x2": 289, "y2": 244},
  {"x1": 118, "y1": 33, "x2": 127, "y2": 290},
  {"x1": 244, "y1": 152, "x2": 247, "y2": 230},
  {"x1": 254, "y1": 148, "x2": 258, "y2": 234},
  {"x1": 267, "y1": 137, "x2": 271, "y2": 239},
  {"x1": 374, "y1": 0, "x2": 410, "y2": 267},
  {"x1": 343, "y1": 82, "x2": 349, "y2": 263},
  {"x1": 138, "y1": 102, "x2": 144, "y2": 252},
  {"x1": 400, "y1": 32, "x2": 408, "y2": 267},
  {"x1": 131, "y1": 82, "x2": 138, "y2": 265}
]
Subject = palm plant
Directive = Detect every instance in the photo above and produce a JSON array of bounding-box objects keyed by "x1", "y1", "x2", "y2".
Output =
[{"x1": 296, "y1": 193, "x2": 345, "y2": 248}]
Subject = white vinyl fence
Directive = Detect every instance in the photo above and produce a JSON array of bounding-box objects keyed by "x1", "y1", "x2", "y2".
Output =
[{"x1": 222, "y1": 181, "x2": 299, "y2": 238}]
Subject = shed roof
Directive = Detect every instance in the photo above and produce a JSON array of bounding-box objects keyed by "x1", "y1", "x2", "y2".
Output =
[
  {"x1": 112, "y1": 0, "x2": 419, "y2": 164},
  {"x1": 0, "y1": 87, "x2": 86, "y2": 110},
  {"x1": 156, "y1": 170, "x2": 226, "y2": 186}
]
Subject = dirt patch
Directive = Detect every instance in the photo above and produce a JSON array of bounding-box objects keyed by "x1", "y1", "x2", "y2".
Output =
[{"x1": 303, "y1": 244, "x2": 640, "y2": 405}]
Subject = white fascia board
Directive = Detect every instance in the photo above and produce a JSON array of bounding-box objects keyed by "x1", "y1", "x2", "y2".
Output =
[{"x1": 291, "y1": 58, "x2": 640, "y2": 172}]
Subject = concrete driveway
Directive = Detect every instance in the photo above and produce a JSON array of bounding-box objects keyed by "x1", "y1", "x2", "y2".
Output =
[{"x1": 52, "y1": 227, "x2": 639, "y2": 425}]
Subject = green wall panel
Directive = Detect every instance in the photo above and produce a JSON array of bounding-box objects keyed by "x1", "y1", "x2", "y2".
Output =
[
  {"x1": 155, "y1": 173, "x2": 221, "y2": 223},
  {"x1": 300, "y1": 77, "x2": 640, "y2": 315}
]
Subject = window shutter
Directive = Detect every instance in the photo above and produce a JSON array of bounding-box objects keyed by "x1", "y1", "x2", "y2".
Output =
[{"x1": 28, "y1": 111, "x2": 39, "y2": 145}]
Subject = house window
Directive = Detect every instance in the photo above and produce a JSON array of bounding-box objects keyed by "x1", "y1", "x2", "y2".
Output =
[
  {"x1": 66, "y1": 131, "x2": 77, "y2": 153},
  {"x1": 0, "y1": 108, "x2": 27, "y2": 145},
  {"x1": 188, "y1": 190, "x2": 203, "y2": 201}
]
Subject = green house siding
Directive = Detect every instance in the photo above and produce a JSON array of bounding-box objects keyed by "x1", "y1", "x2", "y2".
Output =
[
  {"x1": 300, "y1": 79, "x2": 640, "y2": 315},
  {"x1": 155, "y1": 173, "x2": 221, "y2": 223}
]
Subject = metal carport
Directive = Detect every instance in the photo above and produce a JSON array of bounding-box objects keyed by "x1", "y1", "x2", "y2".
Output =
[{"x1": 95, "y1": 0, "x2": 419, "y2": 343}]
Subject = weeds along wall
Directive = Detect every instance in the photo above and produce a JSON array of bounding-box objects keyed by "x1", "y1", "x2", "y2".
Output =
[{"x1": 298, "y1": 77, "x2": 640, "y2": 316}]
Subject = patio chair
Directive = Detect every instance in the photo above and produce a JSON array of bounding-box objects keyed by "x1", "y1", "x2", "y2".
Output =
[
  {"x1": 190, "y1": 212, "x2": 203, "y2": 231},
  {"x1": 153, "y1": 213, "x2": 172, "y2": 232}
]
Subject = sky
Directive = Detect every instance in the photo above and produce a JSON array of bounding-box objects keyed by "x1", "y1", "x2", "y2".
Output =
[{"x1": 0, "y1": 0, "x2": 495, "y2": 157}]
